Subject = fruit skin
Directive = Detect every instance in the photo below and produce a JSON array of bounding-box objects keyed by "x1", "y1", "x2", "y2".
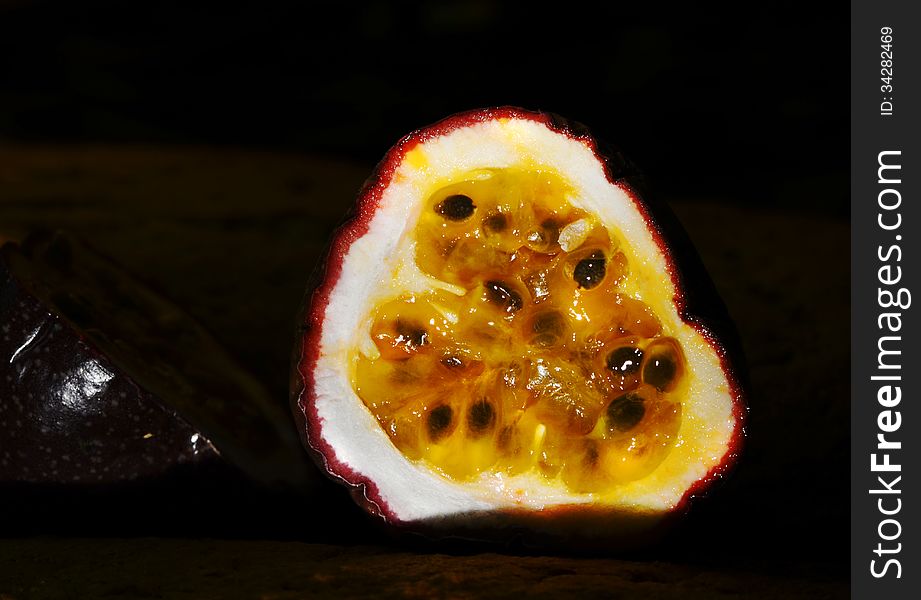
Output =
[
  {"x1": 291, "y1": 107, "x2": 747, "y2": 542},
  {"x1": 1, "y1": 232, "x2": 319, "y2": 532},
  {"x1": 0, "y1": 251, "x2": 222, "y2": 485}
]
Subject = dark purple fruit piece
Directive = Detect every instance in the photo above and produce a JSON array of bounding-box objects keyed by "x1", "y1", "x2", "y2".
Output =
[{"x1": 0, "y1": 231, "x2": 316, "y2": 493}]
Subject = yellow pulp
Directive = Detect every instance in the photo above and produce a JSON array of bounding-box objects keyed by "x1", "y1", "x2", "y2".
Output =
[{"x1": 352, "y1": 169, "x2": 686, "y2": 493}]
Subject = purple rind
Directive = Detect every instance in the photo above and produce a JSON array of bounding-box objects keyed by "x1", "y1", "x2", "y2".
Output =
[
  {"x1": 0, "y1": 255, "x2": 221, "y2": 484},
  {"x1": 1, "y1": 232, "x2": 323, "y2": 533}
]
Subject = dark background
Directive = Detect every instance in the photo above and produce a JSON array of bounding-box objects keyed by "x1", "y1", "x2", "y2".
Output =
[
  {"x1": 0, "y1": 1, "x2": 850, "y2": 597},
  {"x1": 0, "y1": 0, "x2": 848, "y2": 215}
]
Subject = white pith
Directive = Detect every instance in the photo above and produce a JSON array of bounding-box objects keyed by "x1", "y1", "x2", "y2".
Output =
[{"x1": 312, "y1": 118, "x2": 737, "y2": 523}]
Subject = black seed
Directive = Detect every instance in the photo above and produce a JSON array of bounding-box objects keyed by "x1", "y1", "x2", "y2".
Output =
[
  {"x1": 395, "y1": 320, "x2": 428, "y2": 350},
  {"x1": 643, "y1": 354, "x2": 677, "y2": 390},
  {"x1": 606, "y1": 393, "x2": 646, "y2": 432},
  {"x1": 573, "y1": 251, "x2": 607, "y2": 289},
  {"x1": 435, "y1": 194, "x2": 475, "y2": 221},
  {"x1": 467, "y1": 400, "x2": 496, "y2": 435},
  {"x1": 485, "y1": 280, "x2": 523, "y2": 313},
  {"x1": 483, "y1": 212, "x2": 507, "y2": 232},
  {"x1": 427, "y1": 405, "x2": 453, "y2": 440},
  {"x1": 441, "y1": 355, "x2": 464, "y2": 369},
  {"x1": 606, "y1": 346, "x2": 644, "y2": 374}
]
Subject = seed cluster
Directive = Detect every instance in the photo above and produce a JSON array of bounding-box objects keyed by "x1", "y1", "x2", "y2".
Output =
[{"x1": 353, "y1": 169, "x2": 685, "y2": 492}]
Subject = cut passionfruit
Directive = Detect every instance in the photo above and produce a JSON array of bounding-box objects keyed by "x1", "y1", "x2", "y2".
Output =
[{"x1": 293, "y1": 108, "x2": 745, "y2": 543}]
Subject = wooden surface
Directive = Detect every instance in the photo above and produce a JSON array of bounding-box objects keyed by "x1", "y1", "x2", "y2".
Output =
[
  {"x1": 0, "y1": 538, "x2": 846, "y2": 599},
  {"x1": 0, "y1": 144, "x2": 849, "y2": 598}
]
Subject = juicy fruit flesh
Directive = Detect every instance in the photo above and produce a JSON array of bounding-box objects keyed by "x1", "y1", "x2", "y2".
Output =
[{"x1": 352, "y1": 169, "x2": 687, "y2": 494}]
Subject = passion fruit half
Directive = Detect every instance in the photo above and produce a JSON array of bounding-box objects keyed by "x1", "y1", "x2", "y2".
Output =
[{"x1": 292, "y1": 108, "x2": 745, "y2": 545}]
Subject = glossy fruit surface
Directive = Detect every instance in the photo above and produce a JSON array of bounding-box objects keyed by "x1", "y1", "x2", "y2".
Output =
[{"x1": 1, "y1": 231, "x2": 314, "y2": 490}]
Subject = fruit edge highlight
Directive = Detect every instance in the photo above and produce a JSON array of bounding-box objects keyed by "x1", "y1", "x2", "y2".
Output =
[{"x1": 353, "y1": 167, "x2": 690, "y2": 495}]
